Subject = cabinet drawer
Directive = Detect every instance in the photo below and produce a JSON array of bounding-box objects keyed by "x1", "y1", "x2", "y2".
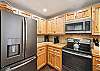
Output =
[
  {"x1": 55, "y1": 49, "x2": 61, "y2": 54},
  {"x1": 93, "y1": 57, "x2": 100, "y2": 65},
  {"x1": 37, "y1": 47, "x2": 46, "y2": 54},
  {"x1": 48, "y1": 47, "x2": 55, "y2": 52},
  {"x1": 93, "y1": 65, "x2": 100, "y2": 71}
]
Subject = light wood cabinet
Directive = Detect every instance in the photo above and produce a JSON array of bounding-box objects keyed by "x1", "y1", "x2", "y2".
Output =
[
  {"x1": 56, "y1": 15, "x2": 65, "y2": 34},
  {"x1": 37, "y1": 18, "x2": 47, "y2": 34},
  {"x1": 92, "y1": 4, "x2": 100, "y2": 35},
  {"x1": 55, "y1": 48, "x2": 62, "y2": 71},
  {"x1": 37, "y1": 46, "x2": 47, "y2": 70},
  {"x1": 93, "y1": 56, "x2": 100, "y2": 71},
  {"x1": 76, "y1": 7, "x2": 91, "y2": 19},
  {"x1": 66, "y1": 12, "x2": 76, "y2": 21},
  {"x1": 47, "y1": 14, "x2": 65, "y2": 35},
  {"x1": 48, "y1": 47, "x2": 55, "y2": 67},
  {"x1": 47, "y1": 19, "x2": 52, "y2": 34},
  {"x1": 51, "y1": 18, "x2": 57, "y2": 34},
  {"x1": 48, "y1": 46, "x2": 62, "y2": 71},
  {"x1": 82, "y1": 7, "x2": 92, "y2": 18},
  {"x1": 66, "y1": 7, "x2": 91, "y2": 21}
]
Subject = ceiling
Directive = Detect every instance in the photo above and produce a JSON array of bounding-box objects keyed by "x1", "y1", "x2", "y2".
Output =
[{"x1": 2, "y1": 0, "x2": 100, "y2": 18}]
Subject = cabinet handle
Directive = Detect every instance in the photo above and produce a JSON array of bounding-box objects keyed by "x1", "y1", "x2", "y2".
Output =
[
  {"x1": 96, "y1": 64, "x2": 100, "y2": 66},
  {"x1": 94, "y1": 53, "x2": 99, "y2": 56},
  {"x1": 96, "y1": 59, "x2": 100, "y2": 62},
  {"x1": 96, "y1": 68, "x2": 100, "y2": 70}
]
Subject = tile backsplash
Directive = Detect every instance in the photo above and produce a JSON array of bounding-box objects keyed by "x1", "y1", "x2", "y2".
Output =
[
  {"x1": 37, "y1": 36, "x2": 44, "y2": 43},
  {"x1": 37, "y1": 34, "x2": 100, "y2": 44}
]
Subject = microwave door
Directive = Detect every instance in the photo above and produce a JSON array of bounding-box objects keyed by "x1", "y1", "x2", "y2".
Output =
[
  {"x1": 1, "y1": 10, "x2": 24, "y2": 68},
  {"x1": 24, "y1": 18, "x2": 37, "y2": 59}
]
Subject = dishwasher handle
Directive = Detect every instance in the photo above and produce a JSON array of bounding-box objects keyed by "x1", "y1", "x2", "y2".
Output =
[{"x1": 9, "y1": 56, "x2": 36, "y2": 71}]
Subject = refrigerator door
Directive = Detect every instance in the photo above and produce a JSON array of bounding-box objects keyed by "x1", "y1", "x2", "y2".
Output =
[
  {"x1": 24, "y1": 17, "x2": 37, "y2": 58},
  {"x1": 1, "y1": 10, "x2": 24, "y2": 68},
  {"x1": 1, "y1": 56, "x2": 37, "y2": 71}
]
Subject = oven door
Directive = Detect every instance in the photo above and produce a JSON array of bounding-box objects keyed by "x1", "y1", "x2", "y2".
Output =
[
  {"x1": 1, "y1": 10, "x2": 24, "y2": 68},
  {"x1": 62, "y1": 50, "x2": 92, "y2": 71}
]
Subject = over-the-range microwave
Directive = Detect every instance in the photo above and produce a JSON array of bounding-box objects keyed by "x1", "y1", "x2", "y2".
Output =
[{"x1": 65, "y1": 18, "x2": 92, "y2": 33}]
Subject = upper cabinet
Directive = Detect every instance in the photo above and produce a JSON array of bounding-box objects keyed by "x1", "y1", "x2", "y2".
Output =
[
  {"x1": 56, "y1": 15, "x2": 65, "y2": 34},
  {"x1": 76, "y1": 7, "x2": 92, "y2": 19},
  {"x1": 47, "y1": 14, "x2": 65, "y2": 35},
  {"x1": 37, "y1": 18, "x2": 47, "y2": 35},
  {"x1": 92, "y1": 4, "x2": 100, "y2": 35},
  {"x1": 66, "y1": 12, "x2": 76, "y2": 21},
  {"x1": 65, "y1": 7, "x2": 92, "y2": 21}
]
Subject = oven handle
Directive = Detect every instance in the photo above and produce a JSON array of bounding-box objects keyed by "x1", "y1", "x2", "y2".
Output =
[
  {"x1": 10, "y1": 56, "x2": 36, "y2": 70},
  {"x1": 62, "y1": 50, "x2": 92, "y2": 59}
]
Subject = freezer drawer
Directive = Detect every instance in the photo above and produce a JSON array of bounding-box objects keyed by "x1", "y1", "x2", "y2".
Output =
[{"x1": 2, "y1": 56, "x2": 37, "y2": 71}]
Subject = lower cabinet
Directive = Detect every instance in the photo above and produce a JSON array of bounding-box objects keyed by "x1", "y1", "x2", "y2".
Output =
[
  {"x1": 48, "y1": 46, "x2": 62, "y2": 71},
  {"x1": 37, "y1": 46, "x2": 47, "y2": 70},
  {"x1": 48, "y1": 47, "x2": 55, "y2": 67},
  {"x1": 93, "y1": 56, "x2": 100, "y2": 71},
  {"x1": 55, "y1": 49, "x2": 62, "y2": 71},
  {"x1": 37, "y1": 45, "x2": 62, "y2": 71}
]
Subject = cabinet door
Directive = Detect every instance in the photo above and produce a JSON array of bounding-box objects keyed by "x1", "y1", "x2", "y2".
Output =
[
  {"x1": 66, "y1": 12, "x2": 75, "y2": 21},
  {"x1": 37, "y1": 46, "x2": 46, "y2": 70},
  {"x1": 82, "y1": 7, "x2": 91, "y2": 18},
  {"x1": 41, "y1": 19, "x2": 47, "y2": 34},
  {"x1": 55, "y1": 49, "x2": 62, "y2": 71},
  {"x1": 37, "y1": 19, "x2": 42, "y2": 34},
  {"x1": 92, "y1": 5, "x2": 100, "y2": 35},
  {"x1": 56, "y1": 15, "x2": 64, "y2": 34},
  {"x1": 93, "y1": 57, "x2": 100, "y2": 71},
  {"x1": 37, "y1": 19, "x2": 46, "y2": 34},
  {"x1": 47, "y1": 19, "x2": 52, "y2": 34},
  {"x1": 48, "y1": 51, "x2": 55, "y2": 67},
  {"x1": 48, "y1": 47, "x2": 55, "y2": 67},
  {"x1": 51, "y1": 18, "x2": 57, "y2": 34}
]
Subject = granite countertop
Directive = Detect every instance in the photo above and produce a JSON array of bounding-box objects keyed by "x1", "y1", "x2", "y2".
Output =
[
  {"x1": 37, "y1": 42, "x2": 67, "y2": 49},
  {"x1": 37, "y1": 42, "x2": 100, "y2": 57}
]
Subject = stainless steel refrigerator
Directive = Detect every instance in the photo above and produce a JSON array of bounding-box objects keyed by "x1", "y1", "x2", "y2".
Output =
[{"x1": 0, "y1": 10, "x2": 37, "y2": 71}]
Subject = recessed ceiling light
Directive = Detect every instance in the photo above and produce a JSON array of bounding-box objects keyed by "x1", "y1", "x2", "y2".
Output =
[{"x1": 43, "y1": 8, "x2": 47, "y2": 12}]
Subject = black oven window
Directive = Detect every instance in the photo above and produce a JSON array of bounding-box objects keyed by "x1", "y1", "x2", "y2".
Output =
[{"x1": 7, "y1": 44, "x2": 20, "y2": 57}]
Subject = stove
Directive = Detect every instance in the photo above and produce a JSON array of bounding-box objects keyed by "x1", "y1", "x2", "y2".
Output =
[{"x1": 62, "y1": 38, "x2": 92, "y2": 71}]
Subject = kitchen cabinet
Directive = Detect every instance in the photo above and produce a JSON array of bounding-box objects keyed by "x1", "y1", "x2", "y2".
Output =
[
  {"x1": 56, "y1": 15, "x2": 65, "y2": 34},
  {"x1": 93, "y1": 56, "x2": 100, "y2": 71},
  {"x1": 48, "y1": 46, "x2": 62, "y2": 71},
  {"x1": 92, "y1": 4, "x2": 100, "y2": 35},
  {"x1": 48, "y1": 47, "x2": 55, "y2": 67},
  {"x1": 66, "y1": 12, "x2": 76, "y2": 21},
  {"x1": 37, "y1": 18, "x2": 47, "y2": 34},
  {"x1": 51, "y1": 18, "x2": 57, "y2": 34},
  {"x1": 37, "y1": 46, "x2": 47, "y2": 70},
  {"x1": 55, "y1": 48, "x2": 62, "y2": 71},
  {"x1": 47, "y1": 18, "x2": 57, "y2": 34},
  {"x1": 47, "y1": 14, "x2": 65, "y2": 35},
  {"x1": 66, "y1": 7, "x2": 91, "y2": 21},
  {"x1": 76, "y1": 7, "x2": 91, "y2": 19},
  {"x1": 82, "y1": 7, "x2": 92, "y2": 18},
  {"x1": 47, "y1": 19, "x2": 52, "y2": 34}
]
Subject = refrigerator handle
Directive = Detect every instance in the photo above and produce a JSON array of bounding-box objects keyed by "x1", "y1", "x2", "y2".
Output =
[
  {"x1": 22, "y1": 17, "x2": 26, "y2": 56},
  {"x1": 22, "y1": 18, "x2": 25, "y2": 56},
  {"x1": 10, "y1": 56, "x2": 36, "y2": 70},
  {"x1": 25, "y1": 18, "x2": 27, "y2": 41}
]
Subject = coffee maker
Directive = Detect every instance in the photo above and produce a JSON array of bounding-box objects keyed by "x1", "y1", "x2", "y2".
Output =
[{"x1": 53, "y1": 36, "x2": 59, "y2": 44}]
